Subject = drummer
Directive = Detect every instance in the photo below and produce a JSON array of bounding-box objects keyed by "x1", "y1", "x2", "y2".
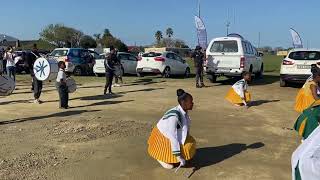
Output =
[
  {"x1": 27, "y1": 44, "x2": 43, "y2": 104},
  {"x1": 56, "y1": 61, "x2": 69, "y2": 109}
]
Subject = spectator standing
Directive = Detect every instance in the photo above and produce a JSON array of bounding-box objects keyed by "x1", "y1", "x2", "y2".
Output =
[
  {"x1": 104, "y1": 46, "x2": 119, "y2": 95},
  {"x1": 3, "y1": 46, "x2": 16, "y2": 81},
  {"x1": 191, "y1": 46, "x2": 205, "y2": 88}
]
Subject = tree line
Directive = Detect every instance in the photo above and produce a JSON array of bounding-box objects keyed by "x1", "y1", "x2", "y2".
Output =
[
  {"x1": 40, "y1": 24, "x2": 128, "y2": 52},
  {"x1": 154, "y1": 28, "x2": 189, "y2": 48}
]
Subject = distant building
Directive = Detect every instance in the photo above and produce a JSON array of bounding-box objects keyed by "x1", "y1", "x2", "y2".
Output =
[{"x1": 277, "y1": 50, "x2": 288, "y2": 56}]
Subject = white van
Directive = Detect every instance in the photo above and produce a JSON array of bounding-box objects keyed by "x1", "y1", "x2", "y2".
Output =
[{"x1": 205, "y1": 34, "x2": 263, "y2": 82}]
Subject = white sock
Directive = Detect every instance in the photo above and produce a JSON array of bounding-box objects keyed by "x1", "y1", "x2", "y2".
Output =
[{"x1": 157, "y1": 160, "x2": 174, "y2": 169}]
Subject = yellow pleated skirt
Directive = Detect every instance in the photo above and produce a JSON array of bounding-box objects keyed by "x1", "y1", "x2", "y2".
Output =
[
  {"x1": 225, "y1": 88, "x2": 251, "y2": 105},
  {"x1": 147, "y1": 127, "x2": 196, "y2": 164},
  {"x1": 295, "y1": 88, "x2": 316, "y2": 113}
]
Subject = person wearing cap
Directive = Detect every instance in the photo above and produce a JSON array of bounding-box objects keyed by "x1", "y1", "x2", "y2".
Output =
[
  {"x1": 104, "y1": 46, "x2": 119, "y2": 95},
  {"x1": 191, "y1": 46, "x2": 205, "y2": 88}
]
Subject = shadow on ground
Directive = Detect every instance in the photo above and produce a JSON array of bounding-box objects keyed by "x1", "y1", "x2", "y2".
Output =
[
  {"x1": 71, "y1": 100, "x2": 134, "y2": 108},
  {"x1": 187, "y1": 142, "x2": 265, "y2": 178},
  {"x1": 0, "y1": 110, "x2": 101, "y2": 126},
  {"x1": 213, "y1": 74, "x2": 281, "y2": 86},
  {"x1": 249, "y1": 100, "x2": 280, "y2": 107}
]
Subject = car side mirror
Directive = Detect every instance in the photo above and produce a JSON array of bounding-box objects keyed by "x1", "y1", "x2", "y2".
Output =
[
  {"x1": 183, "y1": 60, "x2": 186, "y2": 63},
  {"x1": 259, "y1": 53, "x2": 264, "y2": 57}
]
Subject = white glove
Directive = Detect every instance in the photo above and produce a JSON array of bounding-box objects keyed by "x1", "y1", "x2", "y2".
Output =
[{"x1": 176, "y1": 156, "x2": 186, "y2": 166}]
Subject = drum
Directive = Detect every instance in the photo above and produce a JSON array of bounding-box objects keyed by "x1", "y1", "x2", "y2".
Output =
[
  {"x1": 0, "y1": 75, "x2": 15, "y2": 96},
  {"x1": 66, "y1": 77, "x2": 77, "y2": 93},
  {"x1": 33, "y1": 58, "x2": 59, "y2": 81}
]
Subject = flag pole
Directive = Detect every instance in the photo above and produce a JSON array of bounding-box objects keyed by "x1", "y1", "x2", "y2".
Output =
[{"x1": 198, "y1": 0, "x2": 201, "y2": 17}]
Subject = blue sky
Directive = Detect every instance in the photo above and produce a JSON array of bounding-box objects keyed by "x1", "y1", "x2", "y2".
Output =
[{"x1": 1, "y1": 0, "x2": 319, "y2": 48}]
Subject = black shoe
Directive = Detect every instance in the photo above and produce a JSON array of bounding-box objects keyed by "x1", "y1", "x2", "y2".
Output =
[{"x1": 201, "y1": 83, "x2": 205, "y2": 87}]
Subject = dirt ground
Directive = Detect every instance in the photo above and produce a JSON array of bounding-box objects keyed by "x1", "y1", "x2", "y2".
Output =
[{"x1": 0, "y1": 74, "x2": 301, "y2": 180}]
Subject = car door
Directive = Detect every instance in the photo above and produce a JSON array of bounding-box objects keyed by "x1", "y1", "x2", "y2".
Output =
[
  {"x1": 165, "y1": 53, "x2": 177, "y2": 74},
  {"x1": 118, "y1": 54, "x2": 129, "y2": 74},
  {"x1": 173, "y1": 53, "x2": 185, "y2": 74},
  {"x1": 128, "y1": 54, "x2": 138, "y2": 74},
  {"x1": 243, "y1": 42, "x2": 254, "y2": 72},
  {"x1": 248, "y1": 43, "x2": 258, "y2": 72}
]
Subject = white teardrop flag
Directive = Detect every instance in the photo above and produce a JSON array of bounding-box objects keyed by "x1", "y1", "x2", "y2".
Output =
[{"x1": 290, "y1": 28, "x2": 303, "y2": 48}]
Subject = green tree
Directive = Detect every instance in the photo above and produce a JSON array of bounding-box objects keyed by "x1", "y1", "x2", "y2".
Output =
[
  {"x1": 40, "y1": 24, "x2": 84, "y2": 48},
  {"x1": 80, "y1": 35, "x2": 97, "y2": 49},
  {"x1": 155, "y1": 31, "x2": 163, "y2": 44},
  {"x1": 103, "y1": 29, "x2": 113, "y2": 39},
  {"x1": 166, "y1": 28, "x2": 173, "y2": 38},
  {"x1": 93, "y1": 33, "x2": 101, "y2": 41}
]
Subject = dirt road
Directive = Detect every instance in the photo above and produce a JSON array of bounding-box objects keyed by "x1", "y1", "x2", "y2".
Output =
[{"x1": 0, "y1": 75, "x2": 300, "y2": 180}]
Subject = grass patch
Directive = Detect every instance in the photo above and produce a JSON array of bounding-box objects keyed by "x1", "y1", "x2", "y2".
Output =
[{"x1": 263, "y1": 54, "x2": 283, "y2": 73}]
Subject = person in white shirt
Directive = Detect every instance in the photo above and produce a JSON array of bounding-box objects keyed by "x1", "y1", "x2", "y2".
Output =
[
  {"x1": 292, "y1": 126, "x2": 320, "y2": 180},
  {"x1": 147, "y1": 89, "x2": 196, "y2": 169},
  {"x1": 56, "y1": 61, "x2": 69, "y2": 109},
  {"x1": 225, "y1": 72, "x2": 252, "y2": 107},
  {"x1": 3, "y1": 46, "x2": 16, "y2": 81}
]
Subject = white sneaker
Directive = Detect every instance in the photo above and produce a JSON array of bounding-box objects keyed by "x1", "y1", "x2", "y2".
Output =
[
  {"x1": 157, "y1": 160, "x2": 174, "y2": 169},
  {"x1": 34, "y1": 99, "x2": 39, "y2": 104}
]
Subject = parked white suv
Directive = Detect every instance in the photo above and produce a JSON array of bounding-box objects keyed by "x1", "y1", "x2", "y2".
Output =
[
  {"x1": 280, "y1": 49, "x2": 320, "y2": 87},
  {"x1": 136, "y1": 51, "x2": 190, "y2": 78},
  {"x1": 205, "y1": 34, "x2": 263, "y2": 82}
]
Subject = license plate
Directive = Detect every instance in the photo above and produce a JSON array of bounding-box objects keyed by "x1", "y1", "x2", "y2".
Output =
[
  {"x1": 297, "y1": 65, "x2": 311, "y2": 69},
  {"x1": 218, "y1": 68, "x2": 230, "y2": 72},
  {"x1": 143, "y1": 68, "x2": 152, "y2": 71}
]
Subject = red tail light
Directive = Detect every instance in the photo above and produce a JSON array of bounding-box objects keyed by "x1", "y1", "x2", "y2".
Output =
[
  {"x1": 65, "y1": 56, "x2": 70, "y2": 62},
  {"x1": 137, "y1": 56, "x2": 142, "y2": 61},
  {"x1": 154, "y1": 57, "x2": 165, "y2": 62},
  {"x1": 282, "y1": 60, "x2": 294, "y2": 65},
  {"x1": 240, "y1": 57, "x2": 245, "y2": 68}
]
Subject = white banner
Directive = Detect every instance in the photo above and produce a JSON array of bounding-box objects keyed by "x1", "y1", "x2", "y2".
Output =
[
  {"x1": 290, "y1": 28, "x2": 303, "y2": 48},
  {"x1": 194, "y1": 15, "x2": 208, "y2": 49}
]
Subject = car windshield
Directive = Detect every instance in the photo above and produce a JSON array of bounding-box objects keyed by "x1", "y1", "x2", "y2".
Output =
[
  {"x1": 142, "y1": 52, "x2": 162, "y2": 57},
  {"x1": 50, "y1": 50, "x2": 68, "y2": 57},
  {"x1": 289, "y1": 51, "x2": 320, "y2": 60},
  {"x1": 210, "y1": 40, "x2": 238, "y2": 53}
]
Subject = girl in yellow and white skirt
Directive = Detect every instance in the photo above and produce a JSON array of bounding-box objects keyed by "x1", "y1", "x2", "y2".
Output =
[
  {"x1": 147, "y1": 89, "x2": 196, "y2": 169},
  {"x1": 295, "y1": 65, "x2": 320, "y2": 113},
  {"x1": 225, "y1": 72, "x2": 252, "y2": 107}
]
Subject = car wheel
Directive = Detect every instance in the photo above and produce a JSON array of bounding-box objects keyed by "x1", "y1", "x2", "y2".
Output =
[
  {"x1": 184, "y1": 68, "x2": 191, "y2": 78},
  {"x1": 162, "y1": 67, "x2": 171, "y2": 78},
  {"x1": 207, "y1": 74, "x2": 217, "y2": 83},
  {"x1": 74, "y1": 66, "x2": 83, "y2": 76},
  {"x1": 121, "y1": 67, "x2": 125, "y2": 76},
  {"x1": 256, "y1": 64, "x2": 264, "y2": 79},
  {"x1": 137, "y1": 72, "x2": 144, "y2": 77},
  {"x1": 280, "y1": 78, "x2": 287, "y2": 87},
  {"x1": 95, "y1": 73, "x2": 103, "y2": 77}
]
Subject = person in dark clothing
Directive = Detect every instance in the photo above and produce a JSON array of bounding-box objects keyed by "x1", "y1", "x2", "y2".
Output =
[
  {"x1": 104, "y1": 46, "x2": 119, "y2": 95},
  {"x1": 191, "y1": 46, "x2": 205, "y2": 88},
  {"x1": 26, "y1": 44, "x2": 43, "y2": 104},
  {"x1": 56, "y1": 61, "x2": 69, "y2": 109}
]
